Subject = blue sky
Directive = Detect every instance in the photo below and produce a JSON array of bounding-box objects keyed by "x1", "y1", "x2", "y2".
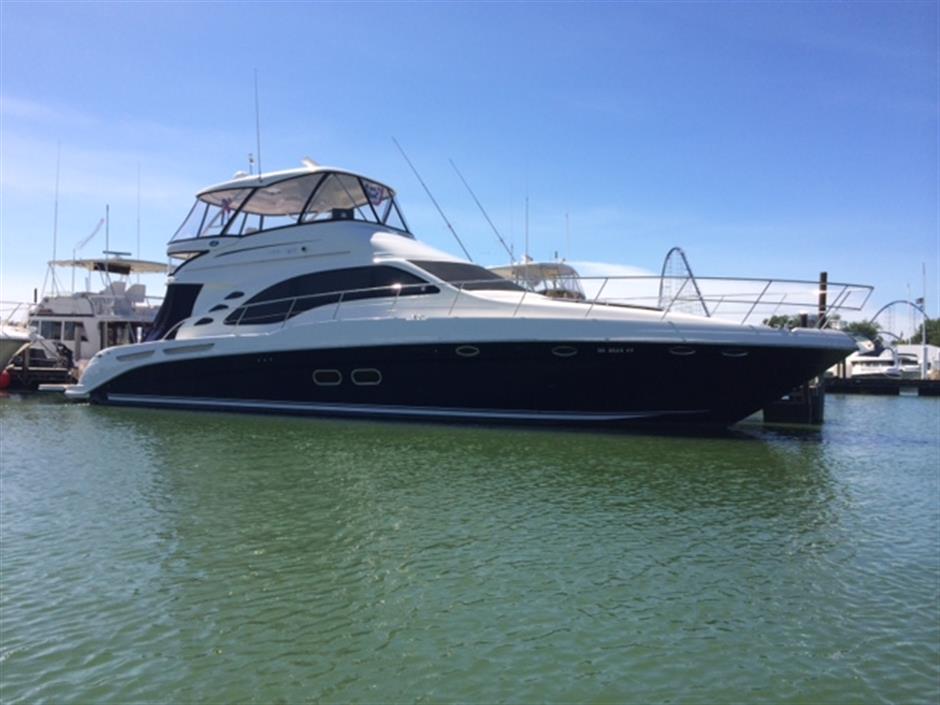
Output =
[{"x1": 1, "y1": 1, "x2": 937, "y2": 334}]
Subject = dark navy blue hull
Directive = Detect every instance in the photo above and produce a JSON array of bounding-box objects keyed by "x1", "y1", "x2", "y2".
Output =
[{"x1": 93, "y1": 341, "x2": 849, "y2": 426}]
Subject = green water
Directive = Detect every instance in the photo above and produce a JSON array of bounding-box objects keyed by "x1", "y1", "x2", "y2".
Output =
[{"x1": 1, "y1": 394, "x2": 938, "y2": 704}]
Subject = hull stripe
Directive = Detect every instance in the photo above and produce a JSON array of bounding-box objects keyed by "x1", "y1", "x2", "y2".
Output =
[{"x1": 105, "y1": 393, "x2": 708, "y2": 422}]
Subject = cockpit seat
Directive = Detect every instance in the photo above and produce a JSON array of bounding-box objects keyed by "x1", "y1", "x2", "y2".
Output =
[{"x1": 126, "y1": 284, "x2": 146, "y2": 303}]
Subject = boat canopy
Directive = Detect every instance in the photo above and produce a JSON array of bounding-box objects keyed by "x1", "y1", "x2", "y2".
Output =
[
  {"x1": 171, "y1": 167, "x2": 410, "y2": 242},
  {"x1": 489, "y1": 262, "x2": 586, "y2": 300},
  {"x1": 51, "y1": 258, "x2": 168, "y2": 275}
]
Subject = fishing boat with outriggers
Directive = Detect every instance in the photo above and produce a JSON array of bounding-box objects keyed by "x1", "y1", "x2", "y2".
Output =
[{"x1": 67, "y1": 161, "x2": 871, "y2": 427}]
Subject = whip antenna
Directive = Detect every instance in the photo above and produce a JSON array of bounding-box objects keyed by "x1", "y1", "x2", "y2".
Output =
[
  {"x1": 254, "y1": 69, "x2": 263, "y2": 180},
  {"x1": 71, "y1": 216, "x2": 105, "y2": 291},
  {"x1": 449, "y1": 158, "x2": 512, "y2": 261},
  {"x1": 392, "y1": 137, "x2": 473, "y2": 262},
  {"x1": 51, "y1": 142, "x2": 61, "y2": 294},
  {"x1": 136, "y1": 162, "x2": 142, "y2": 281}
]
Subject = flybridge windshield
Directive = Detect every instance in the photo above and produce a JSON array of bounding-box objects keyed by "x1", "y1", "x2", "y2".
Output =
[{"x1": 171, "y1": 171, "x2": 410, "y2": 240}]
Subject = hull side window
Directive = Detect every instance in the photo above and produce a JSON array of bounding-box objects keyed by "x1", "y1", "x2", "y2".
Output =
[{"x1": 224, "y1": 266, "x2": 437, "y2": 326}]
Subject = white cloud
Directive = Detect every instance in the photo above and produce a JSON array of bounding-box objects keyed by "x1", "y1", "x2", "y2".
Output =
[{"x1": 0, "y1": 94, "x2": 98, "y2": 126}]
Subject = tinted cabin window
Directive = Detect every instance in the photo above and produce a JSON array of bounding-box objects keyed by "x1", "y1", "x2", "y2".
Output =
[
  {"x1": 411, "y1": 260, "x2": 524, "y2": 292},
  {"x1": 224, "y1": 266, "x2": 438, "y2": 325},
  {"x1": 145, "y1": 283, "x2": 204, "y2": 341},
  {"x1": 63, "y1": 321, "x2": 87, "y2": 342},
  {"x1": 39, "y1": 320, "x2": 62, "y2": 340}
]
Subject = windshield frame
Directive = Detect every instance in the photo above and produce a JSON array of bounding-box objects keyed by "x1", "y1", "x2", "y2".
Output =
[{"x1": 171, "y1": 171, "x2": 412, "y2": 241}]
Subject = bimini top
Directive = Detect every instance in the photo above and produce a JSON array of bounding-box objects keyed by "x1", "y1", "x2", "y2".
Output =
[
  {"x1": 51, "y1": 257, "x2": 168, "y2": 275},
  {"x1": 170, "y1": 163, "x2": 410, "y2": 246}
]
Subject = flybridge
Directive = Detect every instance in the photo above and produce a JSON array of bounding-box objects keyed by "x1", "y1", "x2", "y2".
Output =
[{"x1": 169, "y1": 166, "x2": 411, "y2": 247}]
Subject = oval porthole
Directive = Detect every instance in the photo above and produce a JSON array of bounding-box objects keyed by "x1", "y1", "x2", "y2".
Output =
[
  {"x1": 209, "y1": 304, "x2": 229, "y2": 312},
  {"x1": 224, "y1": 291, "x2": 245, "y2": 300},
  {"x1": 351, "y1": 368, "x2": 382, "y2": 386},
  {"x1": 455, "y1": 345, "x2": 480, "y2": 358},
  {"x1": 194, "y1": 317, "x2": 213, "y2": 326},
  {"x1": 721, "y1": 349, "x2": 749, "y2": 358},
  {"x1": 552, "y1": 345, "x2": 578, "y2": 358},
  {"x1": 312, "y1": 369, "x2": 342, "y2": 386},
  {"x1": 669, "y1": 346, "x2": 696, "y2": 356}
]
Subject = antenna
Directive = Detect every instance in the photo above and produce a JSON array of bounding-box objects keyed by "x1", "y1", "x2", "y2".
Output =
[
  {"x1": 392, "y1": 137, "x2": 473, "y2": 262},
  {"x1": 71, "y1": 217, "x2": 105, "y2": 291},
  {"x1": 449, "y1": 158, "x2": 512, "y2": 261},
  {"x1": 136, "y1": 163, "x2": 141, "y2": 282},
  {"x1": 105, "y1": 204, "x2": 110, "y2": 255},
  {"x1": 51, "y1": 142, "x2": 61, "y2": 294},
  {"x1": 923, "y1": 261, "x2": 928, "y2": 378},
  {"x1": 524, "y1": 194, "x2": 529, "y2": 284},
  {"x1": 254, "y1": 69, "x2": 263, "y2": 180},
  {"x1": 524, "y1": 194, "x2": 529, "y2": 261},
  {"x1": 565, "y1": 211, "x2": 570, "y2": 262}
]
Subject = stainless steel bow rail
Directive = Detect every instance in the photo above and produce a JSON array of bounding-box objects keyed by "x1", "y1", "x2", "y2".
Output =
[{"x1": 164, "y1": 272, "x2": 873, "y2": 337}]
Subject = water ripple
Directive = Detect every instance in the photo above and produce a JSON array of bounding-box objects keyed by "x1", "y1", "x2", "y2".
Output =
[{"x1": 1, "y1": 395, "x2": 938, "y2": 704}]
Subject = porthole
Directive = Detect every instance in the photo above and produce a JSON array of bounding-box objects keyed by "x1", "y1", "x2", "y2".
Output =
[
  {"x1": 224, "y1": 291, "x2": 245, "y2": 300},
  {"x1": 351, "y1": 368, "x2": 382, "y2": 386},
  {"x1": 455, "y1": 345, "x2": 480, "y2": 358},
  {"x1": 669, "y1": 346, "x2": 696, "y2": 356},
  {"x1": 721, "y1": 349, "x2": 749, "y2": 358},
  {"x1": 551, "y1": 345, "x2": 578, "y2": 358},
  {"x1": 312, "y1": 369, "x2": 342, "y2": 386},
  {"x1": 209, "y1": 304, "x2": 229, "y2": 312},
  {"x1": 194, "y1": 317, "x2": 213, "y2": 326}
]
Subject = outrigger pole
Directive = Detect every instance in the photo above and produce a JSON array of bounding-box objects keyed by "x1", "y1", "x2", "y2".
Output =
[
  {"x1": 392, "y1": 137, "x2": 473, "y2": 262},
  {"x1": 449, "y1": 158, "x2": 513, "y2": 262}
]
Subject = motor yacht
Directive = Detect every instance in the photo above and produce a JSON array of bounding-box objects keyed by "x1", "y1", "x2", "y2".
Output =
[
  {"x1": 67, "y1": 162, "x2": 860, "y2": 426},
  {"x1": 848, "y1": 348, "x2": 924, "y2": 380},
  {"x1": 22, "y1": 256, "x2": 166, "y2": 375}
]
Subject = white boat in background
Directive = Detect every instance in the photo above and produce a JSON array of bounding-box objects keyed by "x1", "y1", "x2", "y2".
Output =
[
  {"x1": 847, "y1": 345, "x2": 939, "y2": 380},
  {"x1": 25, "y1": 256, "x2": 166, "y2": 373},
  {"x1": 488, "y1": 261, "x2": 587, "y2": 301}
]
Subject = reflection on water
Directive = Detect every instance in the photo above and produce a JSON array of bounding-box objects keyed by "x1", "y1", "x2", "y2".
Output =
[{"x1": 1, "y1": 395, "x2": 938, "y2": 704}]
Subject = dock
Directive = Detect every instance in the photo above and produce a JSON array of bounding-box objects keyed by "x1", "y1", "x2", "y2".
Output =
[
  {"x1": 763, "y1": 380, "x2": 826, "y2": 424},
  {"x1": 6, "y1": 364, "x2": 75, "y2": 390},
  {"x1": 825, "y1": 378, "x2": 940, "y2": 397}
]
